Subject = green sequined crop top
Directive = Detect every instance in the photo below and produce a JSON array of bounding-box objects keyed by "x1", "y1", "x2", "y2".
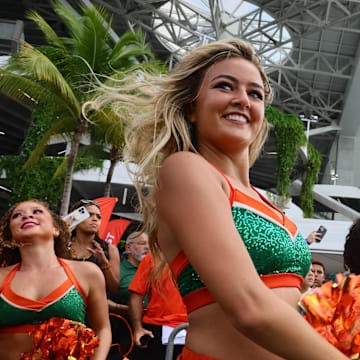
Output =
[
  {"x1": 0, "y1": 258, "x2": 87, "y2": 333},
  {"x1": 170, "y1": 167, "x2": 312, "y2": 314}
]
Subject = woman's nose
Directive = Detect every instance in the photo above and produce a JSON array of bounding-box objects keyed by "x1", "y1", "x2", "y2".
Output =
[{"x1": 232, "y1": 90, "x2": 250, "y2": 109}]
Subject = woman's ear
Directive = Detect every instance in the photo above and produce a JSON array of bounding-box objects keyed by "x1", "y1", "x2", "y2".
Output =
[
  {"x1": 186, "y1": 103, "x2": 197, "y2": 124},
  {"x1": 53, "y1": 226, "x2": 60, "y2": 239}
]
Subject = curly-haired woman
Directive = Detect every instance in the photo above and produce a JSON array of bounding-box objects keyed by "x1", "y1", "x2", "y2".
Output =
[{"x1": 0, "y1": 200, "x2": 111, "y2": 359}]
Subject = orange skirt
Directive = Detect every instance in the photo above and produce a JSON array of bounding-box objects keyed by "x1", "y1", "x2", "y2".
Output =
[{"x1": 177, "y1": 346, "x2": 222, "y2": 360}]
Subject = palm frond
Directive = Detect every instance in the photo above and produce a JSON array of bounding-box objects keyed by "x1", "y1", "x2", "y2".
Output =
[
  {"x1": 53, "y1": 0, "x2": 83, "y2": 42},
  {"x1": 74, "y1": 7, "x2": 113, "y2": 72},
  {"x1": 52, "y1": 156, "x2": 68, "y2": 179},
  {"x1": 110, "y1": 47, "x2": 154, "y2": 68},
  {"x1": 0, "y1": 68, "x2": 77, "y2": 119},
  {"x1": 23, "y1": 118, "x2": 70, "y2": 169},
  {"x1": 26, "y1": 10, "x2": 66, "y2": 50},
  {"x1": 110, "y1": 31, "x2": 146, "y2": 55},
  {"x1": 9, "y1": 42, "x2": 80, "y2": 114}
]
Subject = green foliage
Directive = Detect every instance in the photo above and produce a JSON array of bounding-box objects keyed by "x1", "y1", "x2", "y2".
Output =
[
  {"x1": 300, "y1": 143, "x2": 322, "y2": 218},
  {"x1": 266, "y1": 105, "x2": 307, "y2": 197},
  {"x1": 0, "y1": 108, "x2": 101, "y2": 212},
  {"x1": 265, "y1": 105, "x2": 322, "y2": 217}
]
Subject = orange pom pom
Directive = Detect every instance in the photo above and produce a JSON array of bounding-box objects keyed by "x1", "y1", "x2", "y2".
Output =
[{"x1": 302, "y1": 273, "x2": 360, "y2": 358}]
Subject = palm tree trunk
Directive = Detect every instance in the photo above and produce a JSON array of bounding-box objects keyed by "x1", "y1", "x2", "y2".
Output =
[
  {"x1": 59, "y1": 121, "x2": 88, "y2": 216},
  {"x1": 104, "y1": 150, "x2": 119, "y2": 197}
]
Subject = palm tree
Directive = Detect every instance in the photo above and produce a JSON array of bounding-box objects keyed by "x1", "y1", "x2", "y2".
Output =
[{"x1": 0, "y1": 1, "x2": 154, "y2": 215}]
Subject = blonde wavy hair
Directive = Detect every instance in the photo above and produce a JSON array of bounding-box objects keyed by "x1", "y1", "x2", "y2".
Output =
[{"x1": 84, "y1": 38, "x2": 273, "y2": 275}]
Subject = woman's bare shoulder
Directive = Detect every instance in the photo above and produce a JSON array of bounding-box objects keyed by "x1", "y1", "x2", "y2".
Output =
[
  {"x1": 61, "y1": 258, "x2": 102, "y2": 277},
  {"x1": 160, "y1": 152, "x2": 215, "y2": 181},
  {"x1": 159, "y1": 151, "x2": 228, "y2": 195},
  {"x1": 162, "y1": 151, "x2": 205, "y2": 168},
  {"x1": 0, "y1": 264, "x2": 18, "y2": 285}
]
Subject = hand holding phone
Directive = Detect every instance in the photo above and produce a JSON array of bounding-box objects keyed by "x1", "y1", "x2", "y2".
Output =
[
  {"x1": 62, "y1": 206, "x2": 90, "y2": 230},
  {"x1": 316, "y1": 225, "x2": 327, "y2": 242}
]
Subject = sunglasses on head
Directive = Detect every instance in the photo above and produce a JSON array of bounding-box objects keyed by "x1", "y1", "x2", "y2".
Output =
[{"x1": 80, "y1": 199, "x2": 100, "y2": 207}]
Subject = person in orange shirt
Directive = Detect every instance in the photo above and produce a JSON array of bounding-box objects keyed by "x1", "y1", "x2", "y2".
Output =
[{"x1": 128, "y1": 252, "x2": 188, "y2": 359}]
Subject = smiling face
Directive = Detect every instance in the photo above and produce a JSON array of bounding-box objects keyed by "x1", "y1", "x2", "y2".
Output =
[
  {"x1": 75, "y1": 205, "x2": 101, "y2": 235},
  {"x1": 9, "y1": 201, "x2": 59, "y2": 243},
  {"x1": 189, "y1": 57, "x2": 265, "y2": 156}
]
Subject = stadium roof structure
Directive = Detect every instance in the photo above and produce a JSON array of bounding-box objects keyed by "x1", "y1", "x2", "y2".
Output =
[{"x1": 0, "y1": 0, "x2": 360, "y2": 221}]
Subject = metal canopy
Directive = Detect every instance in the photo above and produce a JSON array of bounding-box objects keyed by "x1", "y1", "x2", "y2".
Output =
[
  {"x1": 91, "y1": 0, "x2": 360, "y2": 182},
  {"x1": 0, "y1": 0, "x2": 360, "y2": 202}
]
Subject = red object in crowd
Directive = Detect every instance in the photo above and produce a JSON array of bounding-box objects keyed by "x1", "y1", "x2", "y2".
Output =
[
  {"x1": 92, "y1": 197, "x2": 131, "y2": 246},
  {"x1": 93, "y1": 197, "x2": 118, "y2": 239},
  {"x1": 102, "y1": 219, "x2": 131, "y2": 246}
]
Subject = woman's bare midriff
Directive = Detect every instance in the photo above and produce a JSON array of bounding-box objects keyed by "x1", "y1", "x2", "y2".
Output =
[
  {"x1": 0, "y1": 333, "x2": 33, "y2": 360},
  {"x1": 185, "y1": 287, "x2": 301, "y2": 360}
]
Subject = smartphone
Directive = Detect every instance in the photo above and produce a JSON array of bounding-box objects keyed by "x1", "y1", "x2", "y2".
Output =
[
  {"x1": 62, "y1": 206, "x2": 90, "y2": 230},
  {"x1": 316, "y1": 225, "x2": 327, "y2": 242}
]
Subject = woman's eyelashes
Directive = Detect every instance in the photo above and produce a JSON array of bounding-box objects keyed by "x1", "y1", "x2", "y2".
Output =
[
  {"x1": 12, "y1": 208, "x2": 43, "y2": 219},
  {"x1": 213, "y1": 82, "x2": 264, "y2": 100},
  {"x1": 249, "y1": 90, "x2": 264, "y2": 100},
  {"x1": 214, "y1": 81, "x2": 233, "y2": 91}
]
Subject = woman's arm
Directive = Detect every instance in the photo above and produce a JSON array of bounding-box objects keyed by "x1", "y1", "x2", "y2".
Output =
[
  {"x1": 102, "y1": 244, "x2": 120, "y2": 296},
  {"x1": 156, "y1": 152, "x2": 346, "y2": 360},
  {"x1": 108, "y1": 298, "x2": 129, "y2": 314},
  {"x1": 91, "y1": 243, "x2": 120, "y2": 296},
  {"x1": 128, "y1": 292, "x2": 154, "y2": 347},
  {"x1": 82, "y1": 263, "x2": 112, "y2": 360}
]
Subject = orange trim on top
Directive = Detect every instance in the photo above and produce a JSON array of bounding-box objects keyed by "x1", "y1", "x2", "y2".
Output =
[
  {"x1": 0, "y1": 258, "x2": 87, "y2": 310},
  {"x1": 233, "y1": 188, "x2": 297, "y2": 238},
  {"x1": 177, "y1": 273, "x2": 303, "y2": 314},
  {"x1": 182, "y1": 287, "x2": 215, "y2": 314},
  {"x1": 261, "y1": 273, "x2": 303, "y2": 291},
  {"x1": 171, "y1": 250, "x2": 188, "y2": 279},
  {"x1": 0, "y1": 263, "x2": 20, "y2": 294},
  {"x1": 204, "y1": 160, "x2": 298, "y2": 237},
  {"x1": 2, "y1": 278, "x2": 74, "y2": 310},
  {"x1": 179, "y1": 345, "x2": 222, "y2": 360},
  {"x1": 58, "y1": 258, "x2": 87, "y2": 305}
]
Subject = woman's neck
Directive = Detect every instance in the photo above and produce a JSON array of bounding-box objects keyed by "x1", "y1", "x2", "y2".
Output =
[
  {"x1": 200, "y1": 147, "x2": 251, "y2": 188},
  {"x1": 19, "y1": 243, "x2": 59, "y2": 271},
  {"x1": 73, "y1": 230, "x2": 95, "y2": 245}
]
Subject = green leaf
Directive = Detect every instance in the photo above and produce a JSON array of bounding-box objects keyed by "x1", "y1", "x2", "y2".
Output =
[{"x1": 26, "y1": 10, "x2": 66, "y2": 50}]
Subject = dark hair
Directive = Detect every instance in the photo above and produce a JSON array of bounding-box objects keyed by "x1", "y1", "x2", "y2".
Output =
[
  {"x1": 0, "y1": 200, "x2": 71, "y2": 266},
  {"x1": 344, "y1": 218, "x2": 360, "y2": 274},
  {"x1": 69, "y1": 199, "x2": 101, "y2": 213},
  {"x1": 69, "y1": 199, "x2": 102, "y2": 236},
  {"x1": 311, "y1": 259, "x2": 325, "y2": 271}
]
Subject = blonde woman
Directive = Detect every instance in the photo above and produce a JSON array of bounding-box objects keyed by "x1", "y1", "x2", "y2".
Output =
[{"x1": 86, "y1": 38, "x2": 347, "y2": 359}]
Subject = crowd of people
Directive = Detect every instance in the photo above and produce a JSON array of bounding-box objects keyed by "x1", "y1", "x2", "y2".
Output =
[{"x1": 0, "y1": 37, "x2": 360, "y2": 359}]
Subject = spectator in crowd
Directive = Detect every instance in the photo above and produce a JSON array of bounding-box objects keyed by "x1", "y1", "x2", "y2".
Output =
[
  {"x1": 128, "y1": 253, "x2": 188, "y2": 360},
  {"x1": 0, "y1": 200, "x2": 111, "y2": 359},
  {"x1": 107, "y1": 231, "x2": 150, "y2": 359},
  {"x1": 301, "y1": 269, "x2": 315, "y2": 294},
  {"x1": 109, "y1": 231, "x2": 150, "y2": 312},
  {"x1": 69, "y1": 199, "x2": 120, "y2": 296},
  {"x1": 344, "y1": 218, "x2": 360, "y2": 274},
  {"x1": 305, "y1": 230, "x2": 322, "y2": 245},
  {"x1": 311, "y1": 259, "x2": 326, "y2": 287}
]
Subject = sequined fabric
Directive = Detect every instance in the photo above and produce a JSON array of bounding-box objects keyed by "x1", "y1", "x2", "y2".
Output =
[
  {"x1": 0, "y1": 287, "x2": 86, "y2": 327},
  {"x1": 232, "y1": 207, "x2": 311, "y2": 278},
  {"x1": 176, "y1": 206, "x2": 311, "y2": 298},
  {"x1": 177, "y1": 264, "x2": 206, "y2": 298}
]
